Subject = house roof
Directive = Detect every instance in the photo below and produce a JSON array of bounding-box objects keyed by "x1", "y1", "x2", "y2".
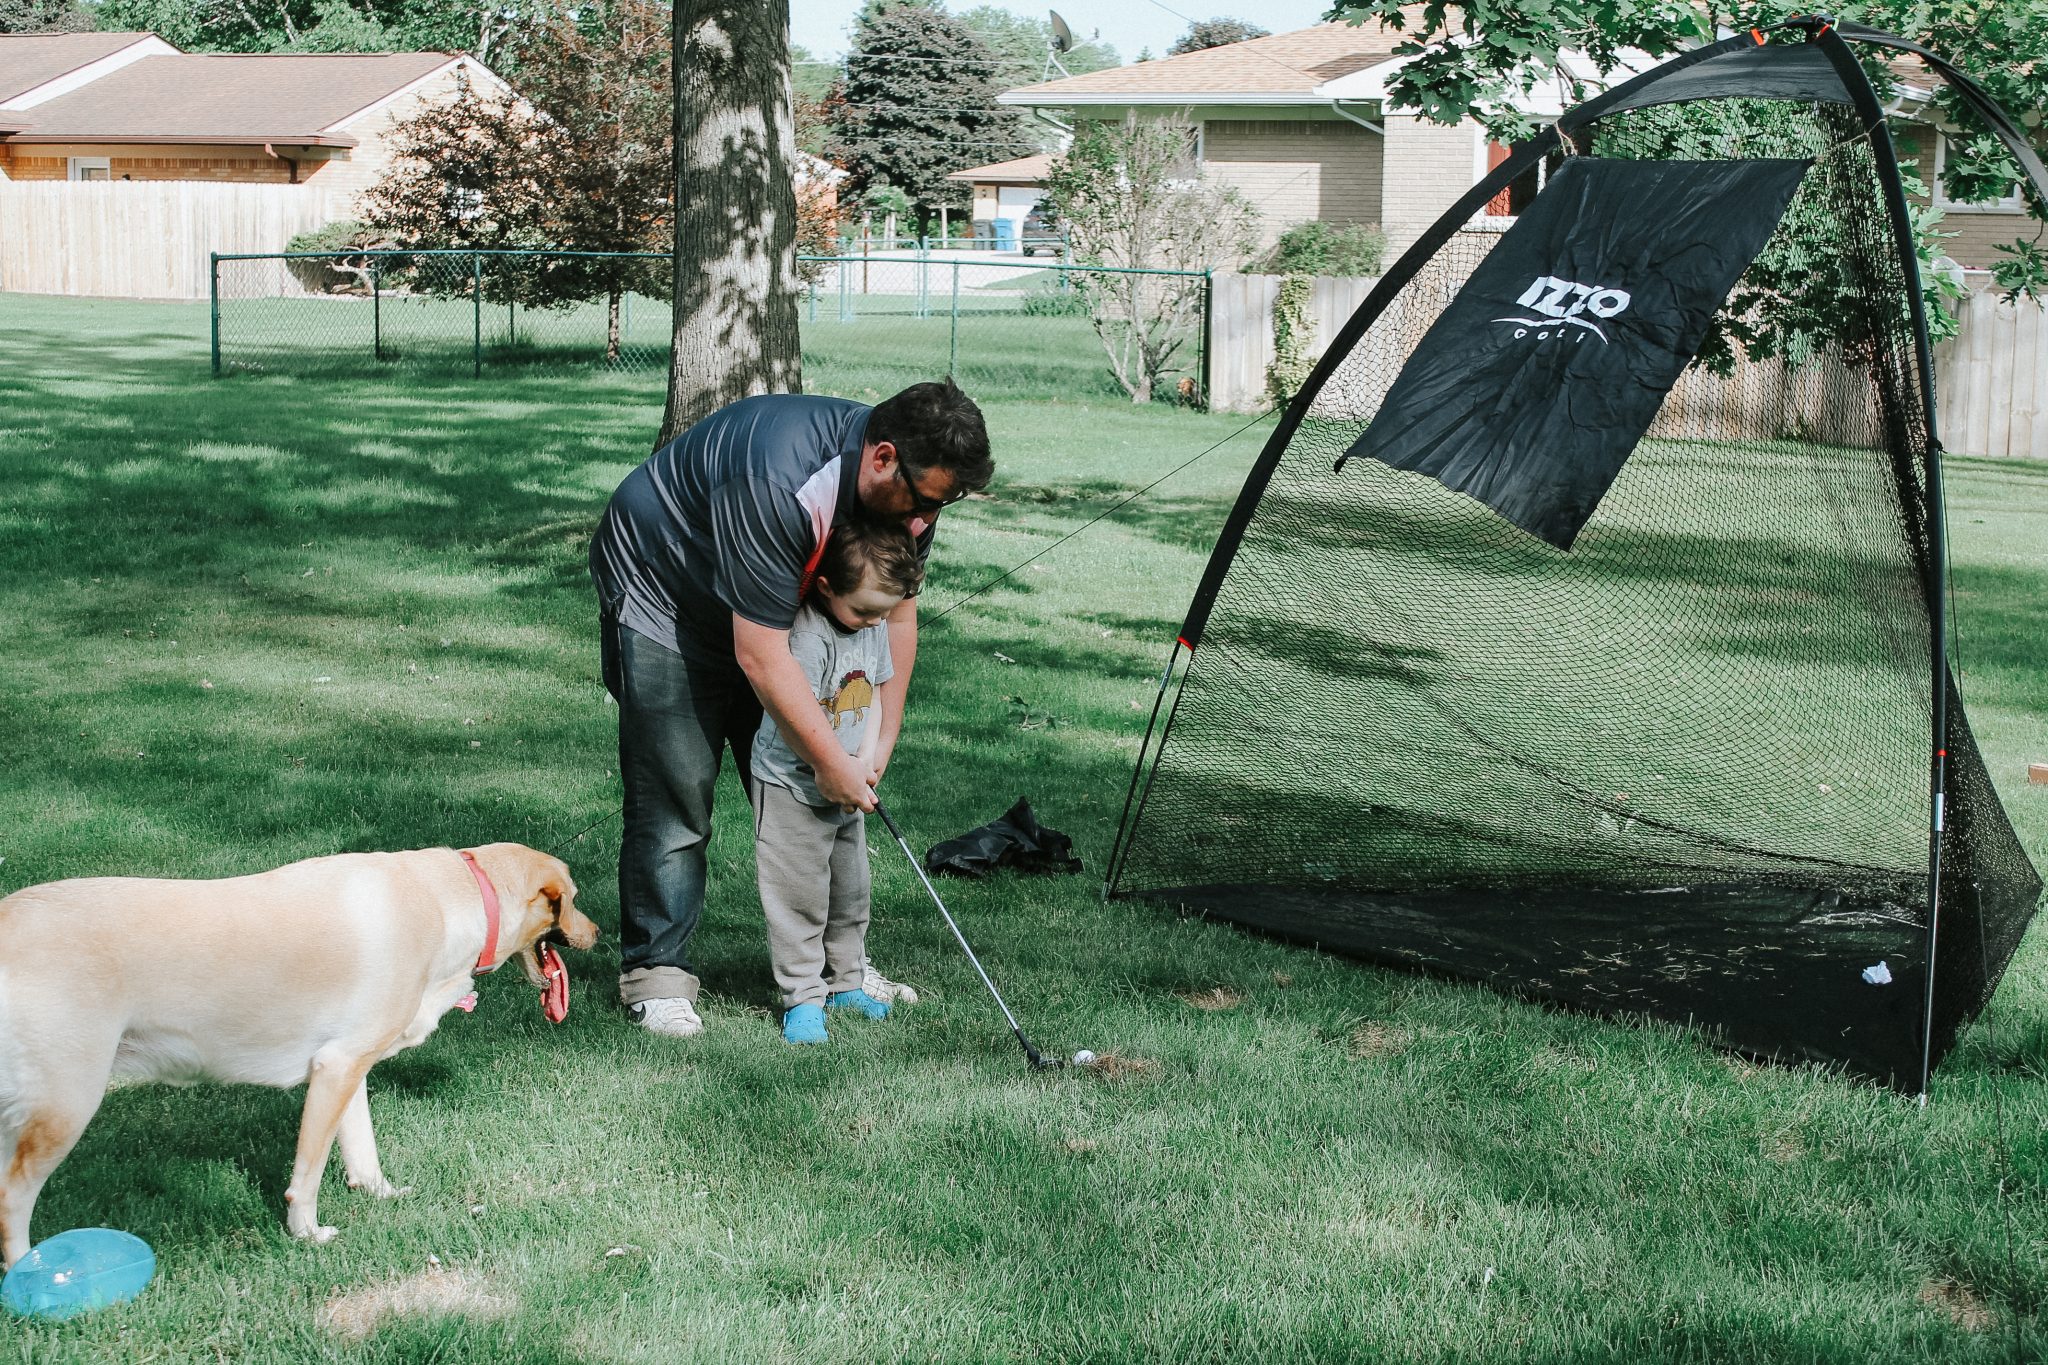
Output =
[
  {"x1": 0, "y1": 32, "x2": 160, "y2": 105},
  {"x1": 0, "y1": 51, "x2": 463, "y2": 146},
  {"x1": 946, "y1": 153, "x2": 1051, "y2": 185},
  {"x1": 1000, "y1": 20, "x2": 1411, "y2": 105}
]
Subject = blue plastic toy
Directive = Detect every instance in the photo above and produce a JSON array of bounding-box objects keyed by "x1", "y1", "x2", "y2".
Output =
[{"x1": 1, "y1": 1229, "x2": 156, "y2": 1320}]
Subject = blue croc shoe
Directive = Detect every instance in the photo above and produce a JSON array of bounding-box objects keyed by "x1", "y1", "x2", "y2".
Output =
[
  {"x1": 826, "y1": 987, "x2": 892, "y2": 1020},
  {"x1": 782, "y1": 1003, "x2": 828, "y2": 1045}
]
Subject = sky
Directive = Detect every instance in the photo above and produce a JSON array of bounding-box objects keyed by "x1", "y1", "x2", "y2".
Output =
[{"x1": 789, "y1": 0, "x2": 1340, "y2": 65}]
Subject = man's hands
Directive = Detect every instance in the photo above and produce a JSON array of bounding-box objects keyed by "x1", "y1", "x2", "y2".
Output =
[{"x1": 813, "y1": 750, "x2": 877, "y2": 812}]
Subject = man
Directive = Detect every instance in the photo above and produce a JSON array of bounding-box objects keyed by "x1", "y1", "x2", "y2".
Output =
[{"x1": 589, "y1": 380, "x2": 995, "y2": 1037}]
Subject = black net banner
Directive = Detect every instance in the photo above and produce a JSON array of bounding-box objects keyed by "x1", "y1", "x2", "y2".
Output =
[
  {"x1": 1109, "y1": 29, "x2": 2042, "y2": 1091},
  {"x1": 1341, "y1": 157, "x2": 1812, "y2": 549}
]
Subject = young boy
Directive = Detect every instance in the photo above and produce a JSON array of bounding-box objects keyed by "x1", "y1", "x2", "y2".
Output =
[{"x1": 750, "y1": 519, "x2": 924, "y2": 1045}]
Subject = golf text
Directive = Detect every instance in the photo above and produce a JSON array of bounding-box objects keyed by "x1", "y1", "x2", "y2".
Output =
[{"x1": 1494, "y1": 275, "x2": 1633, "y2": 342}]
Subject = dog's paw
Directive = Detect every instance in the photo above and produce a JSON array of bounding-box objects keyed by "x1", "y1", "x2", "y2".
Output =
[
  {"x1": 346, "y1": 1177, "x2": 410, "y2": 1200},
  {"x1": 288, "y1": 1220, "x2": 340, "y2": 1244}
]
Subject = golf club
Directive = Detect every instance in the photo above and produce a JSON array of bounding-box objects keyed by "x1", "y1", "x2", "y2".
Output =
[{"x1": 870, "y1": 796, "x2": 1079, "y2": 1070}]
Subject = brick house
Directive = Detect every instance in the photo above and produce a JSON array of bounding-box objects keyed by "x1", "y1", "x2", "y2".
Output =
[
  {"x1": 0, "y1": 33, "x2": 506, "y2": 210},
  {"x1": 998, "y1": 23, "x2": 1419, "y2": 255},
  {"x1": 999, "y1": 20, "x2": 2042, "y2": 269}
]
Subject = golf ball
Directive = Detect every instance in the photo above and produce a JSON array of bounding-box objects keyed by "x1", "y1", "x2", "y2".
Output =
[{"x1": 1072, "y1": 1049, "x2": 1097, "y2": 1067}]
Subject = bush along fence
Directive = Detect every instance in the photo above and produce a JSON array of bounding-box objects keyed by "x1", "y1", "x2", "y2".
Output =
[{"x1": 209, "y1": 248, "x2": 1211, "y2": 406}]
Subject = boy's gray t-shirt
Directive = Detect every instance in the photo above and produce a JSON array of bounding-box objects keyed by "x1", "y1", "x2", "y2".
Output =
[{"x1": 752, "y1": 602, "x2": 895, "y2": 807}]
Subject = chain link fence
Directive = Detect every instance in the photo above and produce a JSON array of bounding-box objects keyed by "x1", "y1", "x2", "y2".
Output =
[{"x1": 209, "y1": 248, "x2": 1212, "y2": 405}]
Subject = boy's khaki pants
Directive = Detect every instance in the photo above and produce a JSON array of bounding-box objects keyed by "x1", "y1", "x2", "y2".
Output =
[{"x1": 752, "y1": 780, "x2": 871, "y2": 1009}]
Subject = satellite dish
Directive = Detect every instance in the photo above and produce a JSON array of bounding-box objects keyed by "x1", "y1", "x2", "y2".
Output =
[{"x1": 1049, "y1": 9, "x2": 1074, "y2": 54}]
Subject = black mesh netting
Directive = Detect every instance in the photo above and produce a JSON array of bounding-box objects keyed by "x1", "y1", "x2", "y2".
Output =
[{"x1": 1110, "y1": 96, "x2": 2041, "y2": 1088}]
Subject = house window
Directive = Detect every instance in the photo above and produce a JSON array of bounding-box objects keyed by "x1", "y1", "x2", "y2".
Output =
[
  {"x1": 67, "y1": 156, "x2": 111, "y2": 182},
  {"x1": 1483, "y1": 137, "x2": 1567, "y2": 218},
  {"x1": 1933, "y1": 133, "x2": 2023, "y2": 213}
]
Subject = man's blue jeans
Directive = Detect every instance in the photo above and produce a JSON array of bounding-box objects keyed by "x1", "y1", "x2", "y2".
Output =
[{"x1": 601, "y1": 619, "x2": 762, "y2": 1007}]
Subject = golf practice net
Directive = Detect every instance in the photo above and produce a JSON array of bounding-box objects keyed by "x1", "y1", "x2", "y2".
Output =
[{"x1": 1107, "y1": 22, "x2": 2044, "y2": 1090}]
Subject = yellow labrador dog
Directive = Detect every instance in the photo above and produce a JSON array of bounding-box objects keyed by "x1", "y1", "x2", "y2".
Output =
[{"x1": 0, "y1": 842, "x2": 599, "y2": 1266}]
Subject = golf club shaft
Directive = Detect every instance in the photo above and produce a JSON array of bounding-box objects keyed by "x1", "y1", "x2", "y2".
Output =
[{"x1": 871, "y1": 797, "x2": 1041, "y2": 1059}]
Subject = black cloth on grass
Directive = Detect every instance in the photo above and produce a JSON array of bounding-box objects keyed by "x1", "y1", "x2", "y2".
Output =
[{"x1": 925, "y1": 799, "x2": 1082, "y2": 878}]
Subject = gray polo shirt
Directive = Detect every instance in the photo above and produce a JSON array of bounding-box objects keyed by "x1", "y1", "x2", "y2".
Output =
[{"x1": 589, "y1": 394, "x2": 931, "y2": 659}]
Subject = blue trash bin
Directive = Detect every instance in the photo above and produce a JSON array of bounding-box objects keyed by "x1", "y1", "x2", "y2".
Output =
[{"x1": 993, "y1": 217, "x2": 1018, "y2": 252}]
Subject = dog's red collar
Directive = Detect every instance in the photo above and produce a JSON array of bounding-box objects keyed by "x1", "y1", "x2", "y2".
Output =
[{"x1": 459, "y1": 849, "x2": 501, "y2": 974}]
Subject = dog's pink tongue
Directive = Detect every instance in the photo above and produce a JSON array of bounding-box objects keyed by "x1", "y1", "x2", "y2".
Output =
[{"x1": 454, "y1": 992, "x2": 479, "y2": 1013}]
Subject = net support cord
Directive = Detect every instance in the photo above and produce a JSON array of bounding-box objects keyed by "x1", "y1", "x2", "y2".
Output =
[{"x1": 1104, "y1": 638, "x2": 1184, "y2": 897}]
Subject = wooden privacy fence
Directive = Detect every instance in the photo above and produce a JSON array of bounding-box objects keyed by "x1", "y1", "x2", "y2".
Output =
[
  {"x1": 0, "y1": 182, "x2": 343, "y2": 300},
  {"x1": 1211, "y1": 260, "x2": 2048, "y2": 460},
  {"x1": 1936, "y1": 279, "x2": 2048, "y2": 459}
]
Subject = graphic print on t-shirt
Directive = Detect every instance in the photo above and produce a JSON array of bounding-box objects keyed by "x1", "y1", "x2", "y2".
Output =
[{"x1": 824, "y1": 669, "x2": 875, "y2": 730}]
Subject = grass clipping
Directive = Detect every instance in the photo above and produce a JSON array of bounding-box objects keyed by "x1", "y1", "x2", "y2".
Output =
[{"x1": 319, "y1": 1263, "x2": 515, "y2": 1339}]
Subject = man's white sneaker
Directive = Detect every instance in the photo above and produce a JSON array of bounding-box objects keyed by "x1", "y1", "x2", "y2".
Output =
[
  {"x1": 860, "y1": 957, "x2": 919, "y2": 1005},
  {"x1": 628, "y1": 996, "x2": 705, "y2": 1037}
]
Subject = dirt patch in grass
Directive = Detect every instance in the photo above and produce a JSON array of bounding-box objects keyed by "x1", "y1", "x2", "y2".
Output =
[
  {"x1": 1177, "y1": 987, "x2": 1243, "y2": 1011},
  {"x1": 1760, "y1": 1129, "x2": 1805, "y2": 1164},
  {"x1": 1919, "y1": 1277, "x2": 1995, "y2": 1331},
  {"x1": 1088, "y1": 1051, "x2": 1160, "y2": 1081},
  {"x1": 1347, "y1": 1022, "x2": 1413, "y2": 1059},
  {"x1": 318, "y1": 1265, "x2": 515, "y2": 1340}
]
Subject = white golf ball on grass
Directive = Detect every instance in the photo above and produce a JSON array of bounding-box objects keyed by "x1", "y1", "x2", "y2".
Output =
[{"x1": 1072, "y1": 1049, "x2": 1097, "y2": 1067}]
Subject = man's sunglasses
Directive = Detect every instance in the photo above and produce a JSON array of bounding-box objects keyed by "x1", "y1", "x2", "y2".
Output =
[{"x1": 897, "y1": 461, "x2": 971, "y2": 516}]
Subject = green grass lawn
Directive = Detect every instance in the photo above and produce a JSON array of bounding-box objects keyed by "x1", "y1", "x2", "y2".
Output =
[{"x1": 1, "y1": 291, "x2": 2045, "y2": 1363}]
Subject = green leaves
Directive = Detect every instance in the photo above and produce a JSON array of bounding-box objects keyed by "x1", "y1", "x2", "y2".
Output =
[{"x1": 828, "y1": 5, "x2": 1030, "y2": 225}]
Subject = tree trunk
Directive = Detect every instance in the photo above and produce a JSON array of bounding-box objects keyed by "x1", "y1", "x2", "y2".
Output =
[
  {"x1": 663, "y1": 0, "x2": 802, "y2": 443},
  {"x1": 607, "y1": 287, "x2": 623, "y2": 363}
]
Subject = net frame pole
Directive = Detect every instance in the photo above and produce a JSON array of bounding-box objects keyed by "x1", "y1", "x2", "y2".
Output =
[
  {"x1": 1822, "y1": 17, "x2": 2048, "y2": 1093},
  {"x1": 1112, "y1": 648, "x2": 1198, "y2": 902},
  {"x1": 1812, "y1": 22, "x2": 1951, "y2": 1099}
]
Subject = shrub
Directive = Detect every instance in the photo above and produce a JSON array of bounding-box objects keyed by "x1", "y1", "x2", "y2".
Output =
[
  {"x1": 1265, "y1": 271, "x2": 1314, "y2": 406},
  {"x1": 1020, "y1": 274, "x2": 1089, "y2": 316},
  {"x1": 1255, "y1": 220, "x2": 1386, "y2": 277}
]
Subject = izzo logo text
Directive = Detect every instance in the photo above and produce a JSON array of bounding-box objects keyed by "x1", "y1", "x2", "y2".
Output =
[{"x1": 1495, "y1": 275, "x2": 1632, "y2": 343}]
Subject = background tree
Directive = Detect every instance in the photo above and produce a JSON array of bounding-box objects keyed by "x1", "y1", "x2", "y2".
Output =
[
  {"x1": 508, "y1": 0, "x2": 671, "y2": 360},
  {"x1": 828, "y1": 2, "x2": 1030, "y2": 227},
  {"x1": 958, "y1": 6, "x2": 1118, "y2": 88},
  {"x1": 89, "y1": 0, "x2": 548, "y2": 60},
  {"x1": 0, "y1": 0, "x2": 92, "y2": 33},
  {"x1": 358, "y1": 75, "x2": 548, "y2": 248},
  {"x1": 1044, "y1": 114, "x2": 1260, "y2": 403},
  {"x1": 666, "y1": 0, "x2": 803, "y2": 438},
  {"x1": 1167, "y1": 17, "x2": 1269, "y2": 55},
  {"x1": 790, "y1": 42, "x2": 839, "y2": 155},
  {"x1": 1331, "y1": 0, "x2": 2048, "y2": 300},
  {"x1": 957, "y1": 4, "x2": 1118, "y2": 150},
  {"x1": 361, "y1": 0, "x2": 671, "y2": 361}
]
